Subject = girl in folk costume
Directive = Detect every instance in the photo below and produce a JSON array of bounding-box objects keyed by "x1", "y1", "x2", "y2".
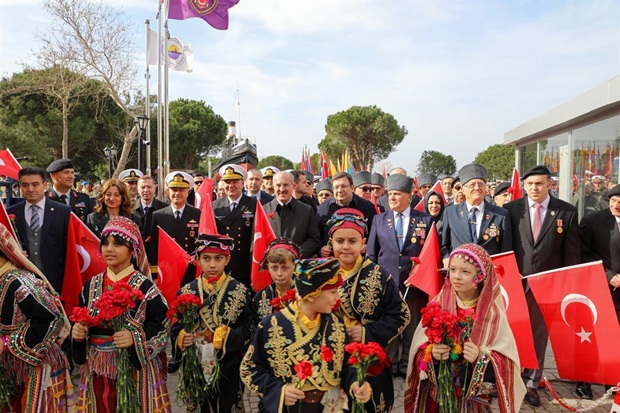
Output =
[
  {"x1": 171, "y1": 234, "x2": 253, "y2": 412},
  {"x1": 240, "y1": 258, "x2": 372, "y2": 413},
  {"x1": 327, "y1": 208, "x2": 410, "y2": 413},
  {"x1": 252, "y1": 238, "x2": 300, "y2": 325},
  {"x1": 0, "y1": 223, "x2": 75, "y2": 412},
  {"x1": 404, "y1": 243, "x2": 526, "y2": 413},
  {"x1": 71, "y1": 216, "x2": 171, "y2": 413}
]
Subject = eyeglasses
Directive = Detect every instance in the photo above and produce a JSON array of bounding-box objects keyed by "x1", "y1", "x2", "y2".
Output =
[
  {"x1": 194, "y1": 180, "x2": 204, "y2": 185},
  {"x1": 359, "y1": 186, "x2": 373, "y2": 192},
  {"x1": 420, "y1": 185, "x2": 432, "y2": 190},
  {"x1": 464, "y1": 182, "x2": 486, "y2": 189}
]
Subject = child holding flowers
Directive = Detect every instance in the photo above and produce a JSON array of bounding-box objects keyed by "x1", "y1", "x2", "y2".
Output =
[
  {"x1": 252, "y1": 238, "x2": 300, "y2": 324},
  {"x1": 71, "y1": 217, "x2": 171, "y2": 413},
  {"x1": 404, "y1": 243, "x2": 526, "y2": 413},
  {"x1": 241, "y1": 258, "x2": 372, "y2": 413},
  {"x1": 327, "y1": 208, "x2": 410, "y2": 413},
  {"x1": 0, "y1": 223, "x2": 75, "y2": 412},
  {"x1": 170, "y1": 233, "x2": 252, "y2": 412}
]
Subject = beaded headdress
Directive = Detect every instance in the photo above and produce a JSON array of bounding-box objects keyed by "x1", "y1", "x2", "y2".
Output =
[
  {"x1": 327, "y1": 208, "x2": 368, "y2": 237},
  {"x1": 294, "y1": 258, "x2": 343, "y2": 299},
  {"x1": 259, "y1": 238, "x2": 300, "y2": 270},
  {"x1": 194, "y1": 233, "x2": 234, "y2": 256},
  {"x1": 449, "y1": 243, "x2": 492, "y2": 286},
  {"x1": 101, "y1": 216, "x2": 142, "y2": 258}
]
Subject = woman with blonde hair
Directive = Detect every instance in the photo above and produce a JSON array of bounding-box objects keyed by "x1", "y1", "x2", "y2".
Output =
[{"x1": 86, "y1": 178, "x2": 133, "y2": 237}]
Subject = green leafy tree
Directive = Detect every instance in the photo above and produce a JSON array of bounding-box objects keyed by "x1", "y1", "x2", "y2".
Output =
[
  {"x1": 473, "y1": 144, "x2": 515, "y2": 180},
  {"x1": 319, "y1": 105, "x2": 407, "y2": 171},
  {"x1": 416, "y1": 150, "x2": 457, "y2": 176},
  {"x1": 258, "y1": 155, "x2": 294, "y2": 170}
]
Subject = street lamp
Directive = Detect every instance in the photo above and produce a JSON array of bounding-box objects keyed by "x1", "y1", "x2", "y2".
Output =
[
  {"x1": 135, "y1": 114, "x2": 149, "y2": 173},
  {"x1": 103, "y1": 145, "x2": 118, "y2": 178}
]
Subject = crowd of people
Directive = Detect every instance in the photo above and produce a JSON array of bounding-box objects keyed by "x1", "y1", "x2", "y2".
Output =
[{"x1": 0, "y1": 157, "x2": 619, "y2": 413}]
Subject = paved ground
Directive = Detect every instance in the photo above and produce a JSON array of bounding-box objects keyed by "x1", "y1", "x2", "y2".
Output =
[{"x1": 166, "y1": 342, "x2": 615, "y2": 412}]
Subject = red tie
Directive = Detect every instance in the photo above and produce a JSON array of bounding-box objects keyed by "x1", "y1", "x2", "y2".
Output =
[{"x1": 532, "y1": 203, "x2": 542, "y2": 242}]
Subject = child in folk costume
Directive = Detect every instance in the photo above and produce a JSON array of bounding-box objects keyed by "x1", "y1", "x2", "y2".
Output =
[
  {"x1": 0, "y1": 223, "x2": 75, "y2": 412},
  {"x1": 252, "y1": 238, "x2": 300, "y2": 324},
  {"x1": 327, "y1": 208, "x2": 410, "y2": 413},
  {"x1": 171, "y1": 234, "x2": 253, "y2": 412},
  {"x1": 241, "y1": 258, "x2": 372, "y2": 413},
  {"x1": 404, "y1": 243, "x2": 526, "y2": 413},
  {"x1": 71, "y1": 216, "x2": 171, "y2": 412}
]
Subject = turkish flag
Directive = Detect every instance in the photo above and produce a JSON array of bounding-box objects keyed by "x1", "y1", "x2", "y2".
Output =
[
  {"x1": 490, "y1": 251, "x2": 538, "y2": 369},
  {"x1": 528, "y1": 261, "x2": 620, "y2": 385},
  {"x1": 611, "y1": 391, "x2": 620, "y2": 413},
  {"x1": 250, "y1": 200, "x2": 275, "y2": 292},
  {"x1": 195, "y1": 178, "x2": 217, "y2": 235},
  {"x1": 509, "y1": 168, "x2": 522, "y2": 200},
  {"x1": 0, "y1": 200, "x2": 19, "y2": 243},
  {"x1": 370, "y1": 192, "x2": 380, "y2": 214},
  {"x1": 405, "y1": 222, "x2": 443, "y2": 299},
  {"x1": 414, "y1": 181, "x2": 446, "y2": 212},
  {"x1": 156, "y1": 227, "x2": 190, "y2": 305},
  {"x1": 0, "y1": 149, "x2": 22, "y2": 180}
]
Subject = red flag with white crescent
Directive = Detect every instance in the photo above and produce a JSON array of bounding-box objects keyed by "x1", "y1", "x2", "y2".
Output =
[
  {"x1": 490, "y1": 251, "x2": 538, "y2": 369},
  {"x1": 251, "y1": 200, "x2": 276, "y2": 292},
  {"x1": 196, "y1": 178, "x2": 217, "y2": 235},
  {"x1": 157, "y1": 227, "x2": 190, "y2": 306},
  {"x1": 611, "y1": 391, "x2": 620, "y2": 413},
  {"x1": 405, "y1": 222, "x2": 443, "y2": 299},
  {"x1": 0, "y1": 149, "x2": 22, "y2": 180},
  {"x1": 528, "y1": 261, "x2": 620, "y2": 385},
  {"x1": 509, "y1": 168, "x2": 522, "y2": 200}
]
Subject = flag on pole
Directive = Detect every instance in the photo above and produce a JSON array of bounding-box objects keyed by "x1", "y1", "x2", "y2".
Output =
[
  {"x1": 157, "y1": 227, "x2": 191, "y2": 305},
  {"x1": 148, "y1": 30, "x2": 194, "y2": 72},
  {"x1": 147, "y1": 29, "x2": 160, "y2": 66},
  {"x1": 490, "y1": 251, "x2": 538, "y2": 369},
  {"x1": 0, "y1": 149, "x2": 22, "y2": 180},
  {"x1": 405, "y1": 223, "x2": 443, "y2": 299},
  {"x1": 320, "y1": 152, "x2": 329, "y2": 180},
  {"x1": 509, "y1": 168, "x2": 522, "y2": 200},
  {"x1": 0, "y1": 201, "x2": 19, "y2": 244},
  {"x1": 413, "y1": 180, "x2": 446, "y2": 212},
  {"x1": 195, "y1": 178, "x2": 217, "y2": 234},
  {"x1": 528, "y1": 261, "x2": 620, "y2": 385},
  {"x1": 168, "y1": 0, "x2": 239, "y2": 30},
  {"x1": 250, "y1": 200, "x2": 276, "y2": 292}
]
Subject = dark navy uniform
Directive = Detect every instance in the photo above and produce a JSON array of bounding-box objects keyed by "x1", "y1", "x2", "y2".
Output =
[{"x1": 47, "y1": 189, "x2": 92, "y2": 222}]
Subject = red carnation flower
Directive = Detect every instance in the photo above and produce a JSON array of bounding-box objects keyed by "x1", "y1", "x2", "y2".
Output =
[
  {"x1": 293, "y1": 360, "x2": 313, "y2": 380},
  {"x1": 320, "y1": 346, "x2": 334, "y2": 362}
]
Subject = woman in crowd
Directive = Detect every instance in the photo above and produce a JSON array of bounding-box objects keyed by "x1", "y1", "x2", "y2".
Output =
[
  {"x1": 424, "y1": 189, "x2": 446, "y2": 242},
  {"x1": 86, "y1": 179, "x2": 134, "y2": 237}
]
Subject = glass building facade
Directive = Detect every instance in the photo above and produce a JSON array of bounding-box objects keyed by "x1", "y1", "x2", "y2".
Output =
[{"x1": 505, "y1": 76, "x2": 620, "y2": 221}]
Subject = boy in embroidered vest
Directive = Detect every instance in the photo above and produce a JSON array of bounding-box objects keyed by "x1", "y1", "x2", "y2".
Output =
[
  {"x1": 327, "y1": 208, "x2": 410, "y2": 412},
  {"x1": 241, "y1": 258, "x2": 372, "y2": 413},
  {"x1": 172, "y1": 233, "x2": 252, "y2": 412},
  {"x1": 252, "y1": 238, "x2": 300, "y2": 325}
]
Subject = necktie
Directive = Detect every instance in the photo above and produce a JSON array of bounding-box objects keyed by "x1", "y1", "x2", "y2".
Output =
[
  {"x1": 59, "y1": 194, "x2": 68, "y2": 205},
  {"x1": 30, "y1": 205, "x2": 40, "y2": 231},
  {"x1": 144, "y1": 206, "x2": 149, "y2": 216},
  {"x1": 175, "y1": 210, "x2": 181, "y2": 221},
  {"x1": 469, "y1": 207, "x2": 478, "y2": 243},
  {"x1": 395, "y1": 213, "x2": 404, "y2": 251},
  {"x1": 532, "y1": 203, "x2": 542, "y2": 242},
  {"x1": 230, "y1": 202, "x2": 236, "y2": 212}
]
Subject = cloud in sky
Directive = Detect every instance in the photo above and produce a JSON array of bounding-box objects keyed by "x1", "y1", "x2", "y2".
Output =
[{"x1": 1, "y1": 0, "x2": 619, "y2": 173}]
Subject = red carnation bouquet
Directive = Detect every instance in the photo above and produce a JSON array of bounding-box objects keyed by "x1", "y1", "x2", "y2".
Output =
[
  {"x1": 94, "y1": 281, "x2": 144, "y2": 413},
  {"x1": 167, "y1": 293, "x2": 205, "y2": 411},
  {"x1": 290, "y1": 346, "x2": 334, "y2": 412},
  {"x1": 344, "y1": 341, "x2": 390, "y2": 413}
]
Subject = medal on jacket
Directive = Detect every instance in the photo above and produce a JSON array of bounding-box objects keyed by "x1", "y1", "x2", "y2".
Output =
[{"x1": 556, "y1": 219, "x2": 563, "y2": 234}]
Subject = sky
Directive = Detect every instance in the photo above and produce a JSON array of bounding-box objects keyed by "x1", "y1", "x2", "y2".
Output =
[{"x1": 1, "y1": 0, "x2": 619, "y2": 174}]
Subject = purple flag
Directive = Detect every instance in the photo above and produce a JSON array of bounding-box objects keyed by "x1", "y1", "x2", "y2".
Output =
[{"x1": 168, "y1": 0, "x2": 240, "y2": 30}]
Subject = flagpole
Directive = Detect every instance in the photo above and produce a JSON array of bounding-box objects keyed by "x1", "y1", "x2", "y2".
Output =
[
  {"x1": 145, "y1": 19, "x2": 152, "y2": 176},
  {"x1": 156, "y1": 1, "x2": 164, "y2": 200},
  {"x1": 164, "y1": 0, "x2": 171, "y2": 180}
]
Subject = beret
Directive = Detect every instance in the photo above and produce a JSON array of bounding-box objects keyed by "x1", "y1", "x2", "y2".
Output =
[
  {"x1": 607, "y1": 184, "x2": 620, "y2": 198},
  {"x1": 493, "y1": 181, "x2": 511, "y2": 197},
  {"x1": 46, "y1": 159, "x2": 73, "y2": 173},
  {"x1": 521, "y1": 165, "x2": 551, "y2": 180}
]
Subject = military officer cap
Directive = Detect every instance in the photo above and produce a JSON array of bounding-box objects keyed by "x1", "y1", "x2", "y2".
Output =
[
  {"x1": 493, "y1": 181, "x2": 511, "y2": 197},
  {"x1": 352, "y1": 171, "x2": 372, "y2": 187},
  {"x1": 387, "y1": 174, "x2": 414, "y2": 193},
  {"x1": 458, "y1": 163, "x2": 488, "y2": 185},
  {"x1": 219, "y1": 164, "x2": 247, "y2": 181},
  {"x1": 303, "y1": 170, "x2": 314, "y2": 183},
  {"x1": 165, "y1": 171, "x2": 193, "y2": 189},
  {"x1": 260, "y1": 166, "x2": 280, "y2": 178},
  {"x1": 46, "y1": 159, "x2": 74, "y2": 173},
  {"x1": 606, "y1": 184, "x2": 620, "y2": 198},
  {"x1": 294, "y1": 258, "x2": 343, "y2": 299},
  {"x1": 315, "y1": 179, "x2": 333, "y2": 194},
  {"x1": 119, "y1": 168, "x2": 144, "y2": 183},
  {"x1": 370, "y1": 173, "x2": 385, "y2": 187},
  {"x1": 417, "y1": 173, "x2": 437, "y2": 187},
  {"x1": 521, "y1": 165, "x2": 551, "y2": 181}
]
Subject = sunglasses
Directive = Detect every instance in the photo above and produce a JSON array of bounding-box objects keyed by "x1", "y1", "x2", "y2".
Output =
[
  {"x1": 453, "y1": 185, "x2": 463, "y2": 191},
  {"x1": 194, "y1": 180, "x2": 204, "y2": 185},
  {"x1": 359, "y1": 186, "x2": 373, "y2": 192}
]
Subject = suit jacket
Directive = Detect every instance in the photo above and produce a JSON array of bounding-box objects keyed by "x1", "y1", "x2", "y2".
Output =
[
  {"x1": 212, "y1": 195, "x2": 257, "y2": 289},
  {"x1": 504, "y1": 196, "x2": 580, "y2": 277},
  {"x1": 366, "y1": 208, "x2": 434, "y2": 287},
  {"x1": 440, "y1": 202, "x2": 513, "y2": 259},
  {"x1": 7, "y1": 199, "x2": 71, "y2": 294},
  {"x1": 132, "y1": 198, "x2": 167, "y2": 241},
  {"x1": 579, "y1": 208, "x2": 620, "y2": 319},
  {"x1": 262, "y1": 197, "x2": 321, "y2": 258},
  {"x1": 148, "y1": 204, "x2": 202, "y2": 284},
  {"x1": 86, "y1": 212, "x2": 109, "y2": 238},
  {"x1": 247, "y1": 190, "x2": 274, "y2": 206},
  {"x1": 47, "y1": 189, "x2": 92, "y2": 222},
  {"x1": 317, "y1": 193, "x2": 377, "y2": 242}
]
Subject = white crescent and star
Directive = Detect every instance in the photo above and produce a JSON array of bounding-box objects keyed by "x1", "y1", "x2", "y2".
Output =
[
  {"x1": 560, "y1": 293, "x2": 597, "y2": 343},
  {"x1": 252, "y1": 232, "x2": 263, "y2": 264},
  {"x1": 76, "y1": 244, "x2": 91, "y2": 274}
]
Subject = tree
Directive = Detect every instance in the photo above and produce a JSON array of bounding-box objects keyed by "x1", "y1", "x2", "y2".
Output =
[
  {"x1": 150, "y1": 99, "x2": 227, "y2": 171},
  {"x1": 473, "y1": 144, "x2": 515, "y2": 180},
  {"x1": 258, "y1": 155, "x2": 294, "y2": 170},
  {"x1": 416, "y1": 150, "x2": 457, "y2": 176},
  {"x1": 319, "y1": 105, "x2": 407, "y2": 171}
]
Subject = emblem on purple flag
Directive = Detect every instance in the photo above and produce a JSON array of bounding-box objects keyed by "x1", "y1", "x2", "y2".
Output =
[{"x1": 168, "y1": 0, "x2": 240, "y2": 30}]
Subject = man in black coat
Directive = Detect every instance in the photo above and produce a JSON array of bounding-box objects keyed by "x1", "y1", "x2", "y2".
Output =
[
  {"x1": 245, "y1": 169, "x2": 275, "y2": 205},
  {"x1": 133, "y1": 175, "x2": 167, "y2": 241},
  {"x1": 503, "y1": 165, "x2": 582, "y2": 405},
  {"x1": 45, "y1": 158, "x2": 92, "y2": 222},
  {"x1": 211, "y1": 164, "x2": 257, "y2": 290},
  {"x1": 263, "y1": 171, "x2": 321, "y2": 258}
]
